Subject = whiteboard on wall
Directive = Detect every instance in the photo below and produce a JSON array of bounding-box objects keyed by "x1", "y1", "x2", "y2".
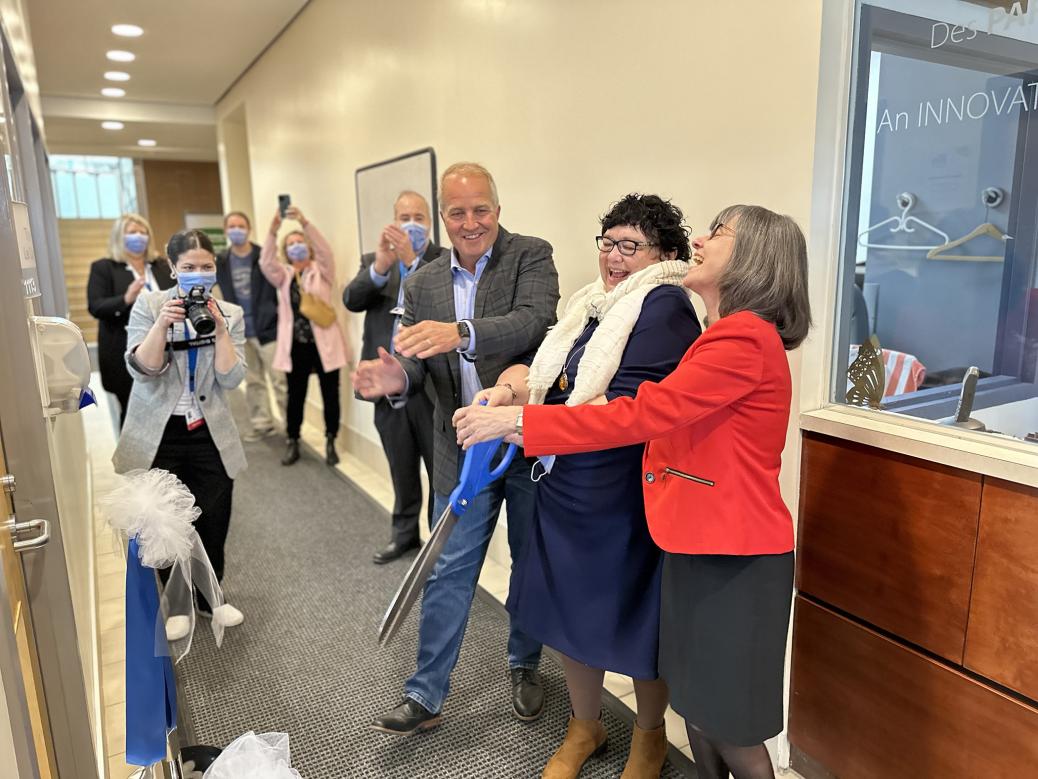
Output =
[{"x1": 355, "y1": 147, "x2": 438, "y2": 257}]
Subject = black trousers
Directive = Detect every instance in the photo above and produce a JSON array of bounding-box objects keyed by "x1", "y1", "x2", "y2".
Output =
[
  {"x1": 374, "y1": 392, "x2": 435, "y2": 545},
  {"x1": 114, "y1": 383, "x2": 131, "y2": 428},
  {"x1": 286, "y1": 340, "x2": 340, "y2": 439},
  {"x1": 152, "y1": 418, "x2": 233, "y2": 607}
]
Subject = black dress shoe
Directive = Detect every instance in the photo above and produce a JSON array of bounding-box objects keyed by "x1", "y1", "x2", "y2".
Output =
[
  {"x1": 372, "y1": 538, "x2": 420, "y2": 565},
  {"x1": 325, "y1": 435, "x2": 339, "y2": 466},
  {"x1": 510, "y1": 667, "x2": 544, "y2": 721},
  {"x1": 371, "y1": 698, "x2": 442, "y2": 735},
  {"x1": 281, "y1": 439, "x2": 300, "y2": 466}
]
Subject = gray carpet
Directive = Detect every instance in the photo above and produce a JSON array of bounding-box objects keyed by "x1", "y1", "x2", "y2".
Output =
[{"x1": 174, "y1": 434, "x2": 694, "y2": 778}]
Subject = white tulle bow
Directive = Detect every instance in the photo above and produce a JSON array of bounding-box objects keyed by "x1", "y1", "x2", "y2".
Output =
[{"x1": 99, "y1": 468, "x2": 225, "y2": 661}]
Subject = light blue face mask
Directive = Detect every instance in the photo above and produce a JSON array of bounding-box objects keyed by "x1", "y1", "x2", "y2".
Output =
[
  {"x1": 177, "y1": 271, "x2": 217, "y2": 294},
  {"x1": 400, "y1": 221, "x2": 429, "y2": 254},
  {"x1": 124, "y1": 233, "x2": 149, "y2": 255},
  {"x1": 286, "y1": 242, "x2": 310, "y2": 263},
  {"x1": 226, "y1": 227, "x2": 249, "y2": 247}
]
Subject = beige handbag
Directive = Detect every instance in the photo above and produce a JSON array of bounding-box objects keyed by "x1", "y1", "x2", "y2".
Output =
[{"x1": 295, "y1": 270, "x2": 337, "y2": 328}]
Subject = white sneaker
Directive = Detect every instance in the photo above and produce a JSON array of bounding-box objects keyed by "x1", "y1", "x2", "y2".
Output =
[
  {"x1": 165, "y1": 615, "x2": 191, "y2": 641},
  {"x1": 212, "y1": 603, "x2": 244, "y2": 627}
]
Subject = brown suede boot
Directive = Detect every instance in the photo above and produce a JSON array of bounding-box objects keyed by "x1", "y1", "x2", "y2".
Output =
[
  {"x1": 619, "y1": 722, "x2": 668, "y2": 778},
  {"x1": 541, "y1": 717, "x2": 608, "y2": 778}
]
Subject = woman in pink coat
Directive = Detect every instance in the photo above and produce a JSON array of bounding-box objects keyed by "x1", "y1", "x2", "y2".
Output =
[{"x1": 259, "y1": 205, "x2": 350, "y2": 466}]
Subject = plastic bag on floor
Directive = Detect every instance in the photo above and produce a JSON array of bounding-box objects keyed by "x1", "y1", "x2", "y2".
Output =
[{"x1": 202, "y1": 732, "x2": 301, "y2": 779}]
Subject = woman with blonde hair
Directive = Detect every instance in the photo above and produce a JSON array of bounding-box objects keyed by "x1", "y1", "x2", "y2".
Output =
[
  {"x1": 87, "y1": 213, "x2": 173, "y2": 423},
  {"x1": 259, "y1": 205, "x2": 350, "y2": 466}
]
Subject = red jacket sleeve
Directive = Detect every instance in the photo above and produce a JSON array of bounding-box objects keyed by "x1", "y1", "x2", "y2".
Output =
[{"x1": 523, "y1": 319, "x2": 765, "y2": 456}]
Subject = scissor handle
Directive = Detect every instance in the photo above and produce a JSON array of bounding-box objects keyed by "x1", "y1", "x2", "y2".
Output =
[{"x1": 448, "y1": 401, "x2": 518, "y2": 514}]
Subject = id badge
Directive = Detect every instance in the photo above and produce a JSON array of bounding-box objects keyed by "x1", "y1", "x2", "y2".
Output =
[
  {"x1": 185, "y1": 399, "x2": 206, "y2": 430},
  {"x1": 389, "y1": 306, "x2": 405, "y2": 317}
]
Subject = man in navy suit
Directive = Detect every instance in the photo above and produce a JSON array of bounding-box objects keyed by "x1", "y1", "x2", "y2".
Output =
[{"x1": 344, "y1": 192, "x2": 440, "y2": 564}]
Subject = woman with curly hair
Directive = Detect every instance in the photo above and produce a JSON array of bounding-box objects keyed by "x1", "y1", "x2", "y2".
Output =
[{"x1": 470, "y1": 194, "x2": 701, "y2": 778}]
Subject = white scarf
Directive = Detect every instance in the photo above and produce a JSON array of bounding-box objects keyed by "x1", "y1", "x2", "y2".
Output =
[{"x1": 527, "y1": 260, "x2": 692, "y2": 406}]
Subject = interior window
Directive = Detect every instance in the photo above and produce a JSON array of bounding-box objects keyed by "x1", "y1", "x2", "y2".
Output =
[{"x1": 836, "y1": 1, "x2": 1038, "y2": 445}]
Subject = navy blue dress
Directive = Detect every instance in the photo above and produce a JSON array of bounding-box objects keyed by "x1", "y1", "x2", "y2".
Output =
[{"x1": 507, "y1": 285, "x2": 701, "y2": 679}]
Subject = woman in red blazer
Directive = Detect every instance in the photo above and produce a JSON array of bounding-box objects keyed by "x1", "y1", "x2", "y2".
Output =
[{"x1": 455, "y1": 204, "x2": 811, "y2": 779}]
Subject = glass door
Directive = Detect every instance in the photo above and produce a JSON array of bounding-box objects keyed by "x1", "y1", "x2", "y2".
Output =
[{"x1": 0, "y1": 26, "x2": 98, "y2": 779}]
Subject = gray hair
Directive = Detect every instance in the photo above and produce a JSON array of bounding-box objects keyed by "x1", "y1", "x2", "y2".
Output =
[
  {"x1": 394, "y1": 190, "x2": 430, "y2": 217},
  {"x1": 438, "y1": 162, "x2": 499, "y2": 209},
  {"x1": 108, "y1": 213, "x2": 159, "y2": 262},
  {"x1": 714, "y1": 204, "x2": 811, "y2": 350}
]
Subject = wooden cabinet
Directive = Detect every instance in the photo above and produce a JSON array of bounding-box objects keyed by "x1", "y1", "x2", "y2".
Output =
[
  {"x1": 791, "y1": 598, "x2": 1038, "y2": 779},
  {"x1": 797, "y1": 433, "x2": 982, "y2": 662},
  {"x1": 965, "y1": 479, "x2": 1038, "y2": 701},
  {"x1": 792, "y1": 435, "x2": 1038, "y2": 778}
]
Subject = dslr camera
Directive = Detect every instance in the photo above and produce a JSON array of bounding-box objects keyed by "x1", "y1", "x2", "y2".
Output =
[{"x1": 181, "y1": 285, "x2": 216, "y2": 336}]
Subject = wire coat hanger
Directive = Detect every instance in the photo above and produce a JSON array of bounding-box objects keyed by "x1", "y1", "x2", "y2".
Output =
[{"x1": 857, "y1": 192, "x2": 950, "y2": 251}]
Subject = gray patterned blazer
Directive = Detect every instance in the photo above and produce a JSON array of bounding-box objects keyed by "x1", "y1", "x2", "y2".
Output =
[
  {"x1": 112, "y1": 288, "x2": 249, "y2": 479},
  {"x1": 398, "y1": 226, "x2": 560, "y2": 494}
]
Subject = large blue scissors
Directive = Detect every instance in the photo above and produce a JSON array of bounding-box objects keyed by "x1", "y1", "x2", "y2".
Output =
[{"x1": 378, "y1": 430, "x2": 517, "y2": 646}]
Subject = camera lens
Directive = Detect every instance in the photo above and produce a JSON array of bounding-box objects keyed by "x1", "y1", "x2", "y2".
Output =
[{"x1": 185, "y1": 287, "x2": 216, "y2": 335}]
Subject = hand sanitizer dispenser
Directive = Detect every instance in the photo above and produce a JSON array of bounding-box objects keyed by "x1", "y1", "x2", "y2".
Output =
[{"x1": 28, "y1": 316, "x2": 93, "y2": 416}]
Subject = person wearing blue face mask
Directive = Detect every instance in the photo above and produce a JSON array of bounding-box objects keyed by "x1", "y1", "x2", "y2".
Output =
[
  {"x1": 87, "y1": 213, "x2": 174, "y2": 425},
  {"x1": 259, "y1": 205, "x2": 351, "y2": 466},
  {"x1": 215, "y1": 211, "x2": 285, "y2": 441},
  {"x1": 113, "y1": 229, "x2": 249, "y2": 633},
  {"x1": 344, "y1": 191, "x2": 442, "y2": 564}
]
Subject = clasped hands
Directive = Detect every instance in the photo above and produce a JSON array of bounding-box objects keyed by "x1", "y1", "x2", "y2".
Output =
[
  {"x1": 453, "y1": 386, "x2": 522, "y2": 450},
  {"x1": 373, "y1": 223, "x2": 417, "y2": 274}
]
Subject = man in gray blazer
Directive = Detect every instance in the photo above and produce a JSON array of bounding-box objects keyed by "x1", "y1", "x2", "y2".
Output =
[
  {"x1": 353, "y1": 162, "x2": 560, "y2": 734},
  {"x1": 343, "y1": 191, "x2": 441, "y2": 564}
]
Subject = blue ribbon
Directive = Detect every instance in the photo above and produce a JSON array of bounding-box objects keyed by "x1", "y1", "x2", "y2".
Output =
[{"x1": 125, "y1": 537, "x2": 177, "y2": 766}]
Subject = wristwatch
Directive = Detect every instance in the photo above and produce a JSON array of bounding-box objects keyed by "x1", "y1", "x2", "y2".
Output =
[
  {"x1": 515, "y1": 409, "x2": 524, "y2": 436},
  {"x1": 456, "y1": 320, "x2": 471, "y2": 352}
]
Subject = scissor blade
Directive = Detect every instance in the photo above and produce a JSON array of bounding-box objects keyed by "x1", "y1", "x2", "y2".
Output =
[{"x1": 378, "y1": 505, "x2": 459, "y2": 646}]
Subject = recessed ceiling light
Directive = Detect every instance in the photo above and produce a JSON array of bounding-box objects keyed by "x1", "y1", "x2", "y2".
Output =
[
  {"x1": 137, "y1": 139, "x2": 156, "y2": 147},
  {"x1": 100, "y1": 87, "x2": 125, "y2": 98},
  {"x1": 104, "y1": 71, "x2": 130, "y2": 82},
  {"x1": 111, "y1": 24, "x2": 143, "y2": 38},
  {"x1": 106, "y1": 50, "x2": 135, "y2": 63},
  {"x1": 101, "y1": 121, "x2": 124, "y2": 130}
]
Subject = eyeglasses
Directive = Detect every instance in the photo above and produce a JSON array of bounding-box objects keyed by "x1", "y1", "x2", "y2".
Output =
[
  {"x1": 596, "y1": 236, "x2": 657, "y2": 256},
  {"x1": 708, "y1": 222, "x2": 735, "y2": 240}
]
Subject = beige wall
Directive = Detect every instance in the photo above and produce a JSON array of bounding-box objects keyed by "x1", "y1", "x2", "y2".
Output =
[
  {"x1": 218, "y1": 0, "x2": 825, "y2": 468},
  {"x1": 218, "y1": 104, "x2": 254, "y2": 217}
]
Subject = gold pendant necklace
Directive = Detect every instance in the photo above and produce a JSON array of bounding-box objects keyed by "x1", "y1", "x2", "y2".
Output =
[{"x1": 556, "y1": 327, "x2": 593, "y2": 393}]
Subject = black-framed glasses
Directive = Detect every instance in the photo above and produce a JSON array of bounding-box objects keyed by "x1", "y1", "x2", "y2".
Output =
[
  {"x1": 709, "y1": 222, "x2": 735, "y2": 240},
  {"x1": 596, "y1": 236, "x2": 656, "y2": 256}
]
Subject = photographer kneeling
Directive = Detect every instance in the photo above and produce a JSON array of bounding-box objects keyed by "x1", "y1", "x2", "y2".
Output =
[{"x1": 114, "y1": 229, "x2": 248, "y2": 634}]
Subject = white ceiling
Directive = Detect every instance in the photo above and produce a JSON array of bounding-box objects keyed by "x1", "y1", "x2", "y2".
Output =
[{"x1": 27, "y1": 0, "x2": 309, "y2": 160}]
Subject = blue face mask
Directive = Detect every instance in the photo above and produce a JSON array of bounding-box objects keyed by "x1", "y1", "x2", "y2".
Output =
[
  {"x1": 226, "y1": 227, "x2": 249, "y2": 247},
  {"x1": 124, "y1": 233, "x2": 149, "y2": 255},
  {"x1": 177, "y1": 271, "x2": 217, "y2": 294},
  {"x1": 400, "y1": 221, "x2": 429, "y2": 254},
  {"x1": 286, "y1": 242, "x2": 310, "y2": 263}
]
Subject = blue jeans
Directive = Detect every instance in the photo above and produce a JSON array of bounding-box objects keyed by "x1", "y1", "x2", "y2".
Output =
[{"x1": 404, "y1": 448, "x2": 542, "y2": 714}]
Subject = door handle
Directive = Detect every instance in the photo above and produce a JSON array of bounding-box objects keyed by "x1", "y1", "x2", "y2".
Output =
[
  {"x1": 5, "y1": 516, "x2": 50, "y2": 551},
  {"x1": 0, "y1": 473, "x2": 14, "y2": 494}
]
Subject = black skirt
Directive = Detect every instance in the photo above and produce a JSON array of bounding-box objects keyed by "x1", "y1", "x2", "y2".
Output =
[{"x1": 659, "y1": 551, "x2": 794, "y2": 746}]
